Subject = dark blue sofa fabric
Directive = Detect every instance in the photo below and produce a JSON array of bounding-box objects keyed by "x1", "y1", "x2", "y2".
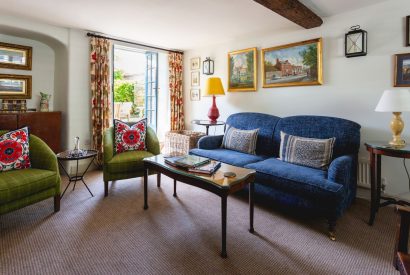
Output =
[
  {"x1": 197, "y1": 135, "x2": 224, "y2": 150},
  {"x1": 226, "y1": 112, "x2": 280, "y2": 157},
  {"x1": 190, "y1": 148, "x2": 267, "y2": 167}
]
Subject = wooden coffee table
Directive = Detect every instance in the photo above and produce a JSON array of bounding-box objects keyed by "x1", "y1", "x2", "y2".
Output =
[{"x1": 143, "y1": 155, "x2": 256, "y2": 258}]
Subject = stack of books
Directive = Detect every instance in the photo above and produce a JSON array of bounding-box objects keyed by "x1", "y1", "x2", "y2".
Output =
[{"x1": 165, "y1": 155, "x2": 221, "y2": 175}]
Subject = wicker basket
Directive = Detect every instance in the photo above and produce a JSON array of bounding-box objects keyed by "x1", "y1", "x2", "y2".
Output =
[{"x1": 163, "y1": 130, "x2": 206, "y2": 156}]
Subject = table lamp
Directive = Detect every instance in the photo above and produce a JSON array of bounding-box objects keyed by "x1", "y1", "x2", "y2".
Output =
[
  {"x1": 375, "y1": 89, "x2": 410, "y2": 147},
  {"x1": 203, "y1": 77, "x2": 225, "y2": 122}
]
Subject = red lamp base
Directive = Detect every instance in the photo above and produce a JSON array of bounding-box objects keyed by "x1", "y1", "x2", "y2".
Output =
[{"x1": 208, "y1": 95, "x2": 220, "y2": 123}]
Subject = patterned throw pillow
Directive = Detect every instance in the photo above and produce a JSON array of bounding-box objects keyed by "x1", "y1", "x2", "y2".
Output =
[
  {"x1": 0, "y1": 127, "x2": 31, "y2": 172},
  {"x1": 114, "y1": 119, "x2": 147, "y2": 154},
  {"x1": 222, "y1": 125, "x2": 259, "y2": 155},
  {"x1": 279, "y1": 131, "x2": 335, "y2": 170}
]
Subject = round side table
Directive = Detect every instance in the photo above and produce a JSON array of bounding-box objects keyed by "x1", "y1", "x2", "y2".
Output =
[
  {"x1": 57, "y1": 149, "x2": 97, "y2": 198},
  {"x1": 191, "y1": 120, "x2": 225, "y2": 135}
]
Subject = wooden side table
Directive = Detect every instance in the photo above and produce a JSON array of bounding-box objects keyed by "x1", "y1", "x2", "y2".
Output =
[
  {"x1": 191, "y1": 120, "x2": 225, "y2": 135},
  {"x1": 365, "y1": 142, "x2": 410, "y2": 225}
]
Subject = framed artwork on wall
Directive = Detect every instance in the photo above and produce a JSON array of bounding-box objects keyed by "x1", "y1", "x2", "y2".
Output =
[
  {"x1": 406, "y1": 16, "x2": 410, "y2": 47},
  {"x1": 191, "y1": 71, "x2": 200, "y2": 86},
  {"x1": 0, "y1": 42, "x2": 32, "y2": 70},
  {"x1": 190, "y1": 57, "x2": 200, "y2": 70},
  {"x1": 394, "y1": 53, "x2": 410, "y2": 87},
  {"x1": 190, "y1": 88, "x2": 200, "y2": 101},
  {"x1": 262, "y1": 38, "x2": 323, "y2": 88},
  {"x1": 228, "y1": 47, "x2": 257, "y2": 92},
  {"x1": 0, "y1": 74, "x2": 32, "y2": 99}
]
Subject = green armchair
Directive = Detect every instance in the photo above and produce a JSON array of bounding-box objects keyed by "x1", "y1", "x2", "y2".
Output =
[
  {"x1": 103, "y1": 126, "x2": 160, "y2": 196},
  {"x1": 0, "y1": 132, "x2": 61, "y2": 215}
]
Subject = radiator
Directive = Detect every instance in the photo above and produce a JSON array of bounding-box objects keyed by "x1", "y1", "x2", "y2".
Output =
[{"x1": 357, "y1": 157, "x2": 371, "y2": 189}]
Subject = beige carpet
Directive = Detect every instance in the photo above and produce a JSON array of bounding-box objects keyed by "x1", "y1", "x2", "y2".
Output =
[{"x1": 0, "y1": 171, "x2": 398, "y2": 274}]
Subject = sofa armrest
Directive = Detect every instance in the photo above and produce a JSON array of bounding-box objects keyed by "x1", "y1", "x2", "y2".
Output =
[
  {"x1": 146, "y1": 127, "x2": 160, "y2": 155},
  {"x1": 197, "y1": 135, "x2": 224, "y2": 150},
  {"x1": 103, "y1": 127, "x2": 114, "y2": 164},
  {"x1": 30, "y1": 135, "x2": 59, "y2": 172},
  {"x1": 328, "y1": 155, "x2": 354, "y2": 187}
]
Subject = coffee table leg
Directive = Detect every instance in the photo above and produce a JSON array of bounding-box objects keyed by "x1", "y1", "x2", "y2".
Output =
[
  {"x1": 144, "y1": 168, "x2": 148, "y2": 210},
  {"x1": 157, "y1": 173, "x2": 161, "y2": 188},
  {"x1": 221, "y1": 195, "x2": 227, "y2": 258},
  {"x1": 173, "y1": 179, "x2": 177, "y2": 197},
  {"x1": 249, "y1": 182, "x2": 255, "y2": 233}
]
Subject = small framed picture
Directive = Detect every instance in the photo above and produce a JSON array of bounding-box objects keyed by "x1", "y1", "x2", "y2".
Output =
[
  {"x1": 0, "y1": 42, "x2": 32, "y2": 70},
  {"x1": 406, "y1": 16, "x2": 410, "y2": 47},
  {"x1": 191, "y1": 71, "x2": 200, "y2": 86},
  {"x1": 191, "y1": 57, "x2": 200, "y2": 70},
  {"x1": 190, "y1": 88, "x2": 200, "y2": 101},
  {"x1": 0, "y1": 74, "x2": 32, "y2": 99},
  {"x1": 394, "y1": 53, "x2": 410, "y2": 87}
]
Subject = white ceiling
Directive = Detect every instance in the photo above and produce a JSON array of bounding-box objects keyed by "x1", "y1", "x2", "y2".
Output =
[{"x1": 0, "y1": 0, "x2": 390, "y2": 50}]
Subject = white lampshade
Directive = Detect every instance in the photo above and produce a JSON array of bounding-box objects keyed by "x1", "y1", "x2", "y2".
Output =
[{"x1": 375, "y1": 89, "x2": 410, "y2": 112}]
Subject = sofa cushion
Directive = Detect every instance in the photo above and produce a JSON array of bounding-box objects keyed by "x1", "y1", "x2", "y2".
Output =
[
  {"x1": 114, "y1": 118, "x2": 147, "y2": 153},
  {"x1": 244, "y1": 158, "x2": 343, "y2": 199},
  {"x1": 280, "y1": 131, "x2": 335, "y2": 170},
  {"x1": 107, "y1": 150, "x2": 154, "y2": 174},
  {"x1": 190, "y1": 148, "x2": 267, "y2": 167},
  {"x1": 0, "y1": 127, "x2": 31, "y2": 172},
  {"x1": 0, "y1": 168, "x2": 57, "y2": 204},
  {"x1": 222, "y1": 126, "x2": 259, "y2": 155}
]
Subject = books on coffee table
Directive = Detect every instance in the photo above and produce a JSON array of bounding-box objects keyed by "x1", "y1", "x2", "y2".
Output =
[
  {"x1": 188, "y1": 161, "x2": 221, "y2": 175},
  {"x1": 165, "y1": 155, "x2": 210, "y2": 168}
]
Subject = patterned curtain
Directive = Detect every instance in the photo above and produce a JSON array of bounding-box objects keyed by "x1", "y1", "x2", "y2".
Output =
[
  {"x1": 169, "y1": 52, "x2": 185, "y2": 130},
  {"x1": 90, "y1": 37, "x2": 111, "y2": 166}
]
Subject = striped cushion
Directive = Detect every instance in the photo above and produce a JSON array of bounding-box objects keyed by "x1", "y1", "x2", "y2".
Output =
[
  {"x1": 222, "y1": 126, "x2": 259, "y2": 155},
  {"x1": 279, "y1": 131, "x2": 335, "y2": 170}
]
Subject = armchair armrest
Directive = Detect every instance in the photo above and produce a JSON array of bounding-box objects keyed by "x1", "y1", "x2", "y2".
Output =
[
  {"x1": 103, "y1": 127, "x2": 114, "y2": 164},
  {"x1": 328, "y1": 155, "x2": 354, "y2": 187},
  {"x1": 197, "y1": 135, "x2": 224, "y2": 150},
  {"x1": 146, "y1": 127, "x2": 160, "y2": 155},
  {"x1": 30, "y1": 135, "x2": 59, "y2": 172}
]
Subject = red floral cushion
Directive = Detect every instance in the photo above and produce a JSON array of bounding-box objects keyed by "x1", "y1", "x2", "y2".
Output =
[
  {"x1": 114, "y1": 119, "x2": 147, "y2": 154},
  {"x1": 0, "y1": 127, "x2": 31, "y2": 172}
]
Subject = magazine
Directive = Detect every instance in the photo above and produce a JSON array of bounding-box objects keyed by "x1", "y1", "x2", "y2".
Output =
[
  {"x1": 164, "y1": 155, "x2": 210, "y2": 168},
  {"x1": 188, "y1": 162, "x2": 222, "y2": 175}
]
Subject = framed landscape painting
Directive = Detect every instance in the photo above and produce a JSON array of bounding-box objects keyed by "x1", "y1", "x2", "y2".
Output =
[
  {"x1": 0, "y1": 74, "x2": 32, "y2": 99},
  {"x1": 0, "y1": 42, "x2": 32, "y2": 70},
  {"x1": 228, "y1": 47, "x2": 257, "y2": 91},
  {"x1": 262, "y1": 38, "x2": 323, "y2": 88},
  {"x1": 394, "y1": 53, "x2": 410, "y2": 87}
]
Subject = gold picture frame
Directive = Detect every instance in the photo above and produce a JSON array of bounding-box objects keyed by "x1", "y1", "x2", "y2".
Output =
[
  {"x1": 0, "y1": 42, "x2": 32, "y2": 70},
  {"x1": 394, "y1": 53, "x2": 410, "y2": 87},
  {"x1": 0, "y1": 74, "x2": 32, "y2": 99},
  {"x1": 262, "y1": 38, "x2": 323, "y2": 88},
  {"x1": 228, "y1": 47, "x2": 257, "y2": 92}
]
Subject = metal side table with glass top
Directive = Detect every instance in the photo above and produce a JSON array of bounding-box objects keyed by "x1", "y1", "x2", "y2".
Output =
[
  {"x1": 57, "y1": 149, "x2": 97, "y2": 198},
  {"x1": 191, "y1": 120, "x2": 225, "y2": 135}
]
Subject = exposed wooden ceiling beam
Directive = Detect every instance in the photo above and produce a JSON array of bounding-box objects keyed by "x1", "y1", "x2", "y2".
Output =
[{"x1": 253, "y1": 0, "x2": 323, "y2": 29}]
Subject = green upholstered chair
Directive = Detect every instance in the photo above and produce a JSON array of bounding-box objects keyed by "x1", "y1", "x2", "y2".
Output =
[
  {"x1": 103, "y1": 126, "x2": 160, "y2": 196},
  {"x1": 0, "y1": 132, "x2": 61, "y2": 215}
]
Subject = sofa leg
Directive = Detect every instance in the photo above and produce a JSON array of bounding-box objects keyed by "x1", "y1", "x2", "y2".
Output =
[
  {"x1": 54, "y1": 195, "x2": 60, "y2": 212},
  {"x1": 104, "y1": 181, "x2": 108, "y2": 197},
  {"x1": 328, "y1": 219, "x2": 336, "y2": 241}
]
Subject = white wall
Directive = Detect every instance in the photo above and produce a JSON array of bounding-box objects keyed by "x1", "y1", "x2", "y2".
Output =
[
  {"x1": 0, "y1": 34, "x2": 55, "y2": 110},
  {"x1": 184, "y1": 0, "x2": 410, "y2": 194}
]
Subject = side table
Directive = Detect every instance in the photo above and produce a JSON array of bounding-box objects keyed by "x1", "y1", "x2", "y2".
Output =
[
  {"x1": 56, "y1": 149, "x2": 97, "y2": 198},
  {"x1": 191, "y1": 120, "x2": 225, "y2": 135},
  {"x1": 365, "y1": 142, "x2": 410, "y2": 225}
]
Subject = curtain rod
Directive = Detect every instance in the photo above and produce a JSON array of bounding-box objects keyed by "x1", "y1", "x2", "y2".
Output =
[{"x1": 86, "y1": 32, "x2": 183, "y2": 54}]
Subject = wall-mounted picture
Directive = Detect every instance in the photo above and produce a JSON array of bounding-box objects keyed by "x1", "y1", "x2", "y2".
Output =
[
  {"x1": 191, "y1": 71, "x2": 200, "y2": 86},
  {"x1": 406, "y1": 16, "x2": 410, "y2": 47},
  {"x1": 191, "y1": 57, "x2": 200, "y2": 70},
  {"x1": 394, "y1": 53, "x2": 410, "y2": 87},
  {"x1": 262, "y1": 38, "x2": 323, "y2": 88},
  {"x1": 228, "y1": 47, "x2": 257, "y2": 92},
  {"x1": 0, "y1": 74, "x2": 32, "y2": 99},
  {"x1": 0, "y1": 42, "x2": 32, "y2": 70},
  {"x1": 190, "y1": 88, "x2": 200, "y2": 101}
]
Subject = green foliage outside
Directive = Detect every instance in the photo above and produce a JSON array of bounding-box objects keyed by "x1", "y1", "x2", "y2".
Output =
[{"x1": 113, "y1": 69, "x2": 134, "y2": 103}]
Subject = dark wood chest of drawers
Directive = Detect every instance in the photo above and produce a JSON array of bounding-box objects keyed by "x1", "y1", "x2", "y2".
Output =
[{"x1": 0, "y1": 112, "x2": 62, "y2": 153}]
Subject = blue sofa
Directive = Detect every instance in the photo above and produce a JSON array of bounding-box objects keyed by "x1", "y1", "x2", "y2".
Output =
[{"x1": 190, "y1": 112, "x2": 361, "y2": 240}]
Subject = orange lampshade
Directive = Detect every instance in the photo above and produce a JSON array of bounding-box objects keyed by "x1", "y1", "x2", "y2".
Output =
[{"x1": 203, "y1": 77, "x2": 225, "y2": 96}]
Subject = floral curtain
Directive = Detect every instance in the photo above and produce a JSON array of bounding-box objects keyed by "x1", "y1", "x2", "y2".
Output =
[
  {"x1": 169, "y1": 52, "x2": 185, "y2": 130},
  {"x1": 90, "y1": 37, "x2": 111, "y2": 166}
]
